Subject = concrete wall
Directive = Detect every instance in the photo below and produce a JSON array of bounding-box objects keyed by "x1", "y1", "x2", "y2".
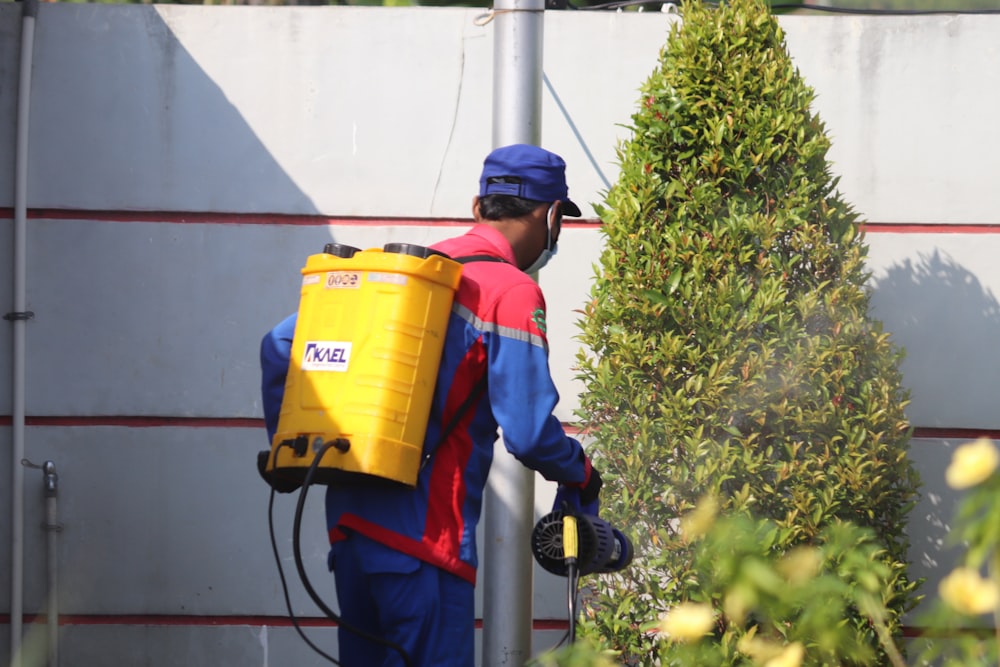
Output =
[{"x1": 1, "y1": 3, "x2": 999, "y2": 665}]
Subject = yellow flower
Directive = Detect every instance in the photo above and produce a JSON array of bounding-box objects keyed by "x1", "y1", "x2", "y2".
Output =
[
  {"x1": 680, "y1": 495, "x2": 719, "y2": 541},
  {"x1": 658, "y1": 602, "x2": 715, "y2": 642},
  {"x1": 723, "y1": 587, "x2": 753, "y2": 625},
  {"x1": 737, "y1": 633, "x2": 784, "y2": 663},
  {"x1": 763, "y1": 642, "x2": 805, "y2": 667},
  {"x1": 777, "y1": 546, "x2": 822, "y2": 585},
  {"x1": 945, "y1": 437, "x2": 999, "y2": 489},
  {"x1": 939, "y1": 567, "x2": 999, "y2": 615}
]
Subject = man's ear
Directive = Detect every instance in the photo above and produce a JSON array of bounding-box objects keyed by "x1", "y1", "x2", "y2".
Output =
[
  {"x1": 472, "y1": 195, "x2": 482, "y2": 220},
  {"x1": 549, "y1": 200, "x2": 563, "y2": 226}
]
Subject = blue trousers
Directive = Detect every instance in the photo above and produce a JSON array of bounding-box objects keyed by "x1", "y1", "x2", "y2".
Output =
[{"x1": 330, "y1": 534, "x2": 475, "y2": 667}]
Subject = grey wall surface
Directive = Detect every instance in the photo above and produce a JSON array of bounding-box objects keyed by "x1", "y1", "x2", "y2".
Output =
[
  {"x1": 0, "y1": 4, "x2": 675, "y2": 219},
  {"x1": 782, "y1": 14, "x2": 1000, "y2": 226},
  {"x1": 2, "y1": 3, "x2": 999, "y2": 665}
]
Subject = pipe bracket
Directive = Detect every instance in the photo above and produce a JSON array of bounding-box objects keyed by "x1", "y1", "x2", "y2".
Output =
[{"x1": 3, "y1": 310, "x2": 34, "y2": 321}]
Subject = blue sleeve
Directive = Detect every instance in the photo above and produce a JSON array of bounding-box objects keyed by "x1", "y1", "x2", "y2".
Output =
[
  {"x1": 260, "y1": 313, "x2": 297, "y2": 443},
  {"x1": 485, "y1": 287, "x2": 588, "y2": 485}
]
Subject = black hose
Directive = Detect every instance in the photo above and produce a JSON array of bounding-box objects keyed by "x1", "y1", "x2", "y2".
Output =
[
  {"x1": 292, "y1": 442, "x2": 415, "y2": 667},
  {"x1": 268, "y1": 483, "x2": 341, "y2": 664},
  {"x1": 566, "y1": 561, "x2": 579, "y2": 645}
]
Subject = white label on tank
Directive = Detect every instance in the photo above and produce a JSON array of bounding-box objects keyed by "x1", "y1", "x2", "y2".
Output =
[
  {"x1": 303, "y1": 274, "x2": 321, "y2": 286},
  {"x1": 367, "y1": 272, "x2": 408, "y2": 286},
  {"x1": 326, "y1": 272, "x2": 361, "y2": 289},
  {"x1": 301, "y1": 341, "x2": 352, "y2": 372}
]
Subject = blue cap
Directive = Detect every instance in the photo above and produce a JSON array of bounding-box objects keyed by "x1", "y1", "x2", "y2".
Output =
[{"x1": 479, "y1": 144, "x2": 582, "y2": 217}]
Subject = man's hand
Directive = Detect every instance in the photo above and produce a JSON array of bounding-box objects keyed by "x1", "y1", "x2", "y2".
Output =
[
  {"x1": 579, "y1": 464, "x2": 602, "y2": 507},
  {"x1": 553, "y1": 466, "x2": 602, "y2": 516}
]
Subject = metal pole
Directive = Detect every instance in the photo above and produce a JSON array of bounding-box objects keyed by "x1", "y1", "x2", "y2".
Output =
[
  {"x1": 10, "y1": 1, "x2": 38, "y2": 665},
  {"x1": 490, "y1": 0, "x2": 544, "y2": 147},
  {"x1": 482, "y1": 0, "x2": 544, "y2": 664},
  {"x1": 44, "y1": 462, "x2": 60, "y2": 667}
]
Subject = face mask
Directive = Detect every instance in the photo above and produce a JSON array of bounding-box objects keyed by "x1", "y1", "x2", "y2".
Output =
[
  {"x1": 524, "y1": 243, "x2": 558, "y2": 275},
  {"x1": 524, "y1": 203, "x2": 560, "y2": 275}
]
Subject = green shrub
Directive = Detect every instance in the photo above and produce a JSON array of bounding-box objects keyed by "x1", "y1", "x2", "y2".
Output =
[{"x1": 574, "y1": 0, "x2": 922, "y2": 663}]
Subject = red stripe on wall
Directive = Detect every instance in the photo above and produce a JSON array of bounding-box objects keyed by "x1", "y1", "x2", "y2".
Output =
[
  {"x1": 3, "y1": 614, "x2": 335, "y2": 627},
  {"x1": 0, "y1": 208, "x2": 599, "y2": 228},
  {"x1": 0, "y1": 613, "x2": 566, "y2": 631},
  {"x1": 910, "y1": 427, "x2": 1000, "y2": 439},
  {"x1": 1, "y1": 208, "x2": 469, "y2": 227},
  {"x1": 861, "y1": 222, "x2": 1000, "y2": 234},
  {"x1": 0, "y1": 416, "x2": 263, "y2": 428},
  {"x1": 1, "y1": 416, "x2": 998, "y2": 441},
  {"x1": 564, "y1": 427, "x2": 1000, "y2": 440},
  {"x1": 6, "y1": 208, "x2": 1000, "y2": 233},
  {"x1": 0, "y1": 614, "x2": 985, "y2": 641},
  {"x1": 571, "y1": 425, "x2": 1000, "y2": 440}
]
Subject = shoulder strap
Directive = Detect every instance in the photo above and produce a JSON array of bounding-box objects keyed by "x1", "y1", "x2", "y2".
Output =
[
  {"x1": 422, "y1": 374, "x2": 488, "y2": 470},
  {"x1": 454, "y1": 254, "x2": 507, "y2": 264},
  {"x1": 419, "y1": 253, "x2": 499, "y2": 470}
]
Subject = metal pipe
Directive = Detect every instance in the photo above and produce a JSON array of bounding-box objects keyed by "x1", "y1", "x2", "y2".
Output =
[
  {"x1": 482, "y1": 0, "x2": 544, "y2": 663},
  {"x1": 490, "y1": 0, "x2": 544, "y2": 148},
  {"x1": 10, "y1": 1, "x2": 39, "y2": 665},
  {"x1": 44, "y1": 461, "x2": 59, "y2": 667},
  {"x1": 482, "y1": 446, "x2": 536, "y2": 666}
]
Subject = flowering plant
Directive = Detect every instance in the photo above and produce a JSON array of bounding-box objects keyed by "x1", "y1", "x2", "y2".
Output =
[
  {"x1": 534, "y1": 509, "x2": 901, "y2": 667},
  {"x1": 915, "y1": 437, "x2": 1000, "y2": 666},
  {"x1": 645, "y1": 509, "x2": 904, "y2": 667},
  {"x1": 532, "y1": 438, "x2": 1000, "y2": 667}
]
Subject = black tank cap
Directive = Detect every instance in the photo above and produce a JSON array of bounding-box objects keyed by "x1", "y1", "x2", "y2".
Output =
[
  {"x1": 383, "y1": 243, "x2": 452, "y2": 260},
  {"x1": 323, "y1": 243, "x2": 361, "y2": 258}
]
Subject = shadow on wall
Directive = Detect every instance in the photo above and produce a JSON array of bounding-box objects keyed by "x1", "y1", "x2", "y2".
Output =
[
  {"x1": 23, "y1": 3, "x2": 318, "y2": 214},
  {"x1": 906, "y1": 437, "x2": 965, "y2": 604},
  {"x1": 869, "y1": 250, "x2": 1000, "y2": 598},
  {"x1": 869, "y1": 249, "x2": 1000, "y2": 428},
  {"x1": 0, "y1": 3, "x2": 341, "y2": 417}
]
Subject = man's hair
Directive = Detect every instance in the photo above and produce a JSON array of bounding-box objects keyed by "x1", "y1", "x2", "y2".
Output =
[{"x1": 478, "y1": 194, "x2": 547, "y2": 221}]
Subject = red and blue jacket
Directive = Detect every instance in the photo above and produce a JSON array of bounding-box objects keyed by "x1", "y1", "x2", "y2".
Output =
[{"x1": 260, "y1": 224, "x2": 591, "y2": 584}]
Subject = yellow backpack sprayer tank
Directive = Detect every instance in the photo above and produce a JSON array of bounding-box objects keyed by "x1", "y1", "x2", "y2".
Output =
[{"x1": 264, "y1": 242, "x2": 463, "y2": 488}]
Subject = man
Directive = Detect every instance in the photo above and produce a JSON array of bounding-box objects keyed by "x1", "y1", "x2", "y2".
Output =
[{"x1": 260, "y1": 144, "x2": 601, "y2": 667}]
